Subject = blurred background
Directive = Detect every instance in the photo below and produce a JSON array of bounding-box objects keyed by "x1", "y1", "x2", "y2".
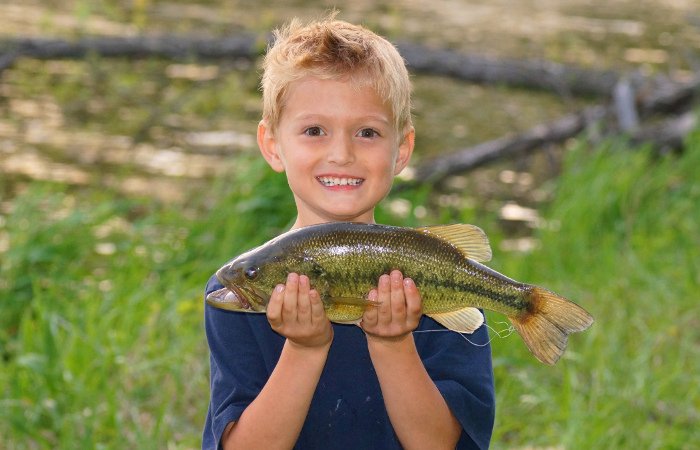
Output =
[{"x1": 1, "y1": 1, "x2": 698, "y2": 448}]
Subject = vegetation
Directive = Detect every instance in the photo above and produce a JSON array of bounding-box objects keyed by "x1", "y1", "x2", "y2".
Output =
[
  {"x1": 1, "y1": 2, "x2": 699, "y2": 447},
  {"x1": 1, "y1": 128, "x2": 698, "y2": 448},
  {"x1": 489, "y1": 133, "x2": 700, "y2": 448}
]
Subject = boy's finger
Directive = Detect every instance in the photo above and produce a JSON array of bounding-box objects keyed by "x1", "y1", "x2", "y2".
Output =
[
  {"x1": 266, "y1": 284, "x2": 285, "y2": 327},
  {"x1": 390, "y1": 270, "x2": 407, "y2": 318},
  {"x1": 296, "y1": 275, "x2": 311, "y2": 319},
  {"x1": 362, "y1": 289, "x2": 379, "y2": 325},
  {"x1": 376, "y1": 274, "x2": 392, "y2": 323},
  {"x1": 404, "y1": 277, "x2": 422, "y2": 328},
  {"x1": 282, "y1": 273, "x2": 299, "y2": 320},
  {"x1": 309, "y1": 289, "x2": 325, "y2": 323},
  {"x1": 403, "y1": 277, "x2": 422, "y2": 315}
]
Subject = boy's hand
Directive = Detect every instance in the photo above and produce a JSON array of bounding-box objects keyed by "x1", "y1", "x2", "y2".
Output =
[
  {"x1": 361, "y1": 270, "x2": 422, "y2": 340},
  {"x1": 267, "y1": 273, "x2": 333, "y2": 349}
]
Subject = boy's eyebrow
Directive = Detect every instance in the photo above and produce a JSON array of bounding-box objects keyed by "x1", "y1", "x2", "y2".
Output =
[{"x1": 291, "y1": 113, "x2": 391, "y2": 125}]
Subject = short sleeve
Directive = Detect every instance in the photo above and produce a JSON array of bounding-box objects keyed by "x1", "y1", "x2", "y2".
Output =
[
  {"x1": 201, "y1": 275, "x2": 283, "y2": 450},
  {"x1": 414, "y1": 315, "x2": 495, "y2": 450}
]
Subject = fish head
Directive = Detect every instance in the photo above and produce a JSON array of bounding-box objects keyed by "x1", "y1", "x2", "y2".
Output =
[{"x1": 215, "y1": 249, "x2": 281, "y2": 312}]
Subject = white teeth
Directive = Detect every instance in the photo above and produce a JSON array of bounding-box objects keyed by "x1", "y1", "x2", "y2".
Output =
[{"x1": 317, "y1": 176, "x2": 363, "y2": 187}]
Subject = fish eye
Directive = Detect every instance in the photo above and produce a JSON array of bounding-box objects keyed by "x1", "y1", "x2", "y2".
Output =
[{"x1": 244, "y1": 267, "x2": 259, "y2": 280}]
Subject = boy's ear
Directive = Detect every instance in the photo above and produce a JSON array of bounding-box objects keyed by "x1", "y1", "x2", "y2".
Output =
[
  {"x1": 257, "y1": 120, "x2": 285, "y2": 173},
  {"x1": 393, "y1": 126, "x2": 415, "y2": 175}
]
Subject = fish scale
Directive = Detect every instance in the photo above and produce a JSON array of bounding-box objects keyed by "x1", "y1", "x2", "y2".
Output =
[{"x1": 303, "y1": 225, "x2": 525, "y2": 315}]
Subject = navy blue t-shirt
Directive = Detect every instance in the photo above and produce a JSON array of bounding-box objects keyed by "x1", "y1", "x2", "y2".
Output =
[{"x1": 202, "y1": 275, "x2": 495, "y2": 449}]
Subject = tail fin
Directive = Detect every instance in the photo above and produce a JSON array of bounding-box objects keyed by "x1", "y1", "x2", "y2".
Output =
[{"x1": 510, "y1": 287, "x2": 594, "y2": 365}]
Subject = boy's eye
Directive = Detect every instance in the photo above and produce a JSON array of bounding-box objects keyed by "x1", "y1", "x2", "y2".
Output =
[
  {"x1": 357, "y1": 128, "x2": 379, "y2": 138},
  {"x1": 304, "y1": 127, "x2": 325, "y2": 137}
]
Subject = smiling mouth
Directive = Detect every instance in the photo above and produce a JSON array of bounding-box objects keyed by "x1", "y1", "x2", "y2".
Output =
[{"x1": 317, "y1": 176, "x2": 364, "y2": 187}]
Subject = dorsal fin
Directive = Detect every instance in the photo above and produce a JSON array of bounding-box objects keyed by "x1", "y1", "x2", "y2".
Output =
[{"x1": 415, "y1": 224, "x2": 492, "y2": 262}]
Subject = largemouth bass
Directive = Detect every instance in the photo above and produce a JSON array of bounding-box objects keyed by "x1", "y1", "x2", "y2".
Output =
[{"x1": 207, "y1": 222, "x2": 593, "y2": 364}]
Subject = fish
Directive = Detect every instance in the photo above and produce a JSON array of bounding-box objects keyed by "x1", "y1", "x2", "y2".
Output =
[{"x1": 206, "y1": 222, "x2": 594, "y2": 365}]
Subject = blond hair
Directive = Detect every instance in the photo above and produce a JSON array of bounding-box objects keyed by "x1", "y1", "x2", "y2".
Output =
[{"x1": 260, "y1": 16, "x2": 412, "y2": 133}]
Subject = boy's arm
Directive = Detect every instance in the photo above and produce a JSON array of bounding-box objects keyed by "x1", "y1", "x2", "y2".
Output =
[
  {"x1": 221, "y1": 273, "x2": 333, "y2": 450},
  {"x1": 362, "y1": 270, "x2": 462, "y2": 450}
]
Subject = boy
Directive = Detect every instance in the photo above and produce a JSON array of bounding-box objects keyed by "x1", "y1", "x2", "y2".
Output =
[{"x1": 203, "y1": 16, "x2": 495, "y2": 450}]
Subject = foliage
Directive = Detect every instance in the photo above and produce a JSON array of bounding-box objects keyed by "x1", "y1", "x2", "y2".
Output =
[
  {"x1": 489, "y1": 132, "x2": 700, "y2": 449},
  {"x1": 0, "y1": 155, "x2": 296, "y2": 449},
  {"x1": 1, "y1": 132, "x2": 699, "y2": 448}
]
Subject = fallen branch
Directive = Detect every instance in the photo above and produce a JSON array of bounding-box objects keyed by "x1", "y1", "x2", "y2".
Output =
[
  {"x1": 1, "y1": 34, "x2": 621, "y2": 98},
  {"x1": 631, "y1": 110, "x2": 697, "y2": 153},
  {"x1": 0, "y1": 34, "x2": 261, "y2": 62},
  {"x1": 639, "y1": 76, "x2": 700, "y2": 116},
  {"x1": 410, "y1": 75, "x2": 700, "y2": 184},
  {"x1": 412, "y1": 106, "x2": 607, "y2": 183},
  {"x1": 396, "y1": 41, "x2": 619, "y2": 98}
]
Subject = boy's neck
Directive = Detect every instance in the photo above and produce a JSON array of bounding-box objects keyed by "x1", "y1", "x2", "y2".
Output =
[{"x1": 290, "y1": 213, "x2": 377, "y2": 230}]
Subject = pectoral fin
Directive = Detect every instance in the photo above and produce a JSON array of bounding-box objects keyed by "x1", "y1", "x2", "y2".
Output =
[
  {"x1": 427, "y1": 307, "x2": 485, "y2": 333},
  {"x1": 416, "y1": 224, "x2": 492, "y2": 262},
  {"x1": 324, "y1": 297, "x2": 377, "y2": 326}
]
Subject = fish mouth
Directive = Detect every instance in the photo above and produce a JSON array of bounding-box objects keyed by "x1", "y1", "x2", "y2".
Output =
[
  {"x1": 205, "y1": 287, "x2": 254, "y2": 311},
  {"x1": 316, "y1": 176, "x2": 364, "y2": 187},
  {"x1": 208, "y1": 275, "x2": 269, "y2": 312}
]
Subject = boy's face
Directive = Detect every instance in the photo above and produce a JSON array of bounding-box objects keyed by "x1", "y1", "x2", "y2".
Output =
[{"x1": 258, "y1": 76, "x2": 414, "y2": 228}]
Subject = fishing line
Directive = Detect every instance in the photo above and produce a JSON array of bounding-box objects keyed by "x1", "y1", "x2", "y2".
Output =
[{"x1": 413, "y1": 321, "x2": 515, "y2": 347}]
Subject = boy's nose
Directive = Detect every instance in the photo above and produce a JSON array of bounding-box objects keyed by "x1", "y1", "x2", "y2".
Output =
[{"x1": 326, "y1": 135, "x2": 355, "y2": 165}]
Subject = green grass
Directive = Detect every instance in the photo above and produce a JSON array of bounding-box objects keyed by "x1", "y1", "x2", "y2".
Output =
[
  {"x1": 1, "y1": 132, "x2": 699, "y2": 448},
  {"x1": 489, "y1": 132, "x2": 700, "y2": 449}
]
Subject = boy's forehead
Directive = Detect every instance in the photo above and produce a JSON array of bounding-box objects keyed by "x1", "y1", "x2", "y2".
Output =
[
  {"x1": 282, "y1": 76, "x2": 393, "y2": 121},
  {"x1": 287, "y1": 75, "x2": 378, "y2": 96}
]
